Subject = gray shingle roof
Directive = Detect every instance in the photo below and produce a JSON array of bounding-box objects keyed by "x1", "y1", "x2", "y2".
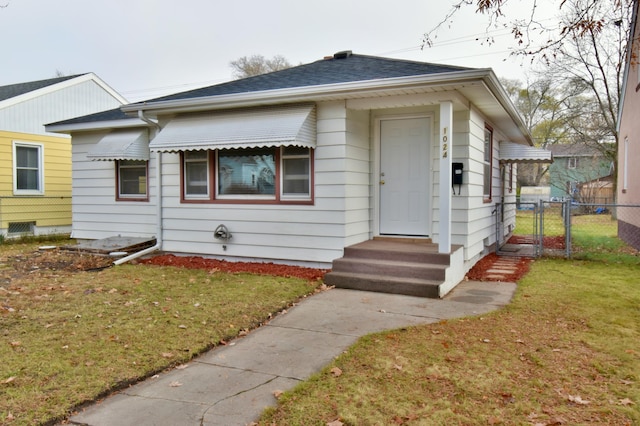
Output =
[
  {"x1": 147, "y1": 53, "x2": 474, "y2": 103},
  {"x1": 0, "y1": 74, "x2": 87, "y2": 102},
  {"x1": 50, "y1": 107, "x2": 130, "y2": 126},
  {"x1": 49, "y1": 53, "x2": 476, "y2": 127},
  {"x1": 549, "y1": 144, "x2": 603, "y2": 157}
]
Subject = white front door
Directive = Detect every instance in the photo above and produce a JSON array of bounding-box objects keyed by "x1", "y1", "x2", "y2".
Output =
[{"x1": 379, "y1": 117, "x2": 431, "y2": 236}]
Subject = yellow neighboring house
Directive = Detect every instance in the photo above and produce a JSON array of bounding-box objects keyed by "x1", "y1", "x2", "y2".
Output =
[
  {"x1": 0, "y1": 74, "x2": 126, "y2": 238},
  {"x1": 0, "y1": 130, "x2": 72, "y2": 235}
]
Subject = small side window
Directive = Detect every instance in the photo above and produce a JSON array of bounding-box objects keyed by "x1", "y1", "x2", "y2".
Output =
[
  {"x1": 184, "y1": 151, "x2": 211, "y2": 199},
  {"x1": 13, "y1": 142, "x2": 44, "y2": 195},
  {"x1": 281, "y1": 146, "x2": 311, "y2": 199},
  {"x1": 117, "y1": 160, "x2": 148, "y2": 200}
]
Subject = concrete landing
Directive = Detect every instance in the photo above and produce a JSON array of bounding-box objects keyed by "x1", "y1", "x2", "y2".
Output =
[{"x1": 63, "y1": 236, "x2": 156, "y2": 255}]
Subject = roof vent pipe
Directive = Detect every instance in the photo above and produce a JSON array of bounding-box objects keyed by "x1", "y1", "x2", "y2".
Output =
[{"x1": 333, "y1": 50, "x2": 352, "y2": 59}]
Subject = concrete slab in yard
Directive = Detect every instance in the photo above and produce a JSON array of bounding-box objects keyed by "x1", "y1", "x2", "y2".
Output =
[{"x1": 64, "y1": 236, "x2": 156, "y2": 255}]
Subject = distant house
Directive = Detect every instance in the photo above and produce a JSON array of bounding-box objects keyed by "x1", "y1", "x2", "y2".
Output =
[
  {"x1": 548, "y1": 144, "x2": 614, "y2": 202},
  {"x1": 617, "y1": 0, "x2": 640, "y2": 250},
  {"x1": 0, "y1": 74, "x2": 126, "y2": 237},
  {"x1": 48, "y1": 52, "x2": 551, "y2": 297}
]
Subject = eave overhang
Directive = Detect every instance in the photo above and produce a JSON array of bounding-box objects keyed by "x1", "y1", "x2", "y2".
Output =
[{"x1": 122, "y1": 69, "x2": 532, "y2": 146}]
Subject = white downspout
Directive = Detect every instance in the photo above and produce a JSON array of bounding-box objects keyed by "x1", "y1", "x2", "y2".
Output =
[{"x1": 114, "y1": 113, "x2": 163, "y2": 265}]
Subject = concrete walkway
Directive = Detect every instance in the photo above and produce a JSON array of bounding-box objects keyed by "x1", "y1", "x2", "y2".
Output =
[{"x1": 67, "y1": 280, "x2": 516, "y2": 426}]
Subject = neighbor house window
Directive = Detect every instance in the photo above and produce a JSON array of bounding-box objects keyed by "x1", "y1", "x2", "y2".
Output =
[
  {"x1": 116, "y1": 160, "x2": 148, "y2": 200},
  {"x1": 181, "y1": 147, "x2": 313, "y2": 203},
  {"x1": 483, "y1": 126, "x2": 493, "y2": 200},
  {"x1": 13, "y1": 142, "x2": 43, "y2": 194},
  {"x1": 568, "y1": 157, "x2": 578, "y2": 169}
]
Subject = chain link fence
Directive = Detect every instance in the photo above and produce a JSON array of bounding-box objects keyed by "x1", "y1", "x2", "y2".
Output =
[
  {"x1": 0, "y1": 196, "x2": 72, "y2": 240},
  {"x1": 498, "y1": 199, "x2": 640, "y2": 260}
]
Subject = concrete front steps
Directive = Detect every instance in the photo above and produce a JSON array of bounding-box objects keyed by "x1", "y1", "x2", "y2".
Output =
[{"x1": 324, "y1": 238, "x2": 464, "y2": 298}]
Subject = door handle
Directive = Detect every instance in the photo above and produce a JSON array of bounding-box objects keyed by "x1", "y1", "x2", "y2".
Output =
[{"x1": 380, "y1": 180, "x2": 385, "y2": 185}]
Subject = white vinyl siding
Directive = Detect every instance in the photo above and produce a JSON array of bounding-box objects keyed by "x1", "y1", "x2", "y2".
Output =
[
  {"x1": 70, "y1": 131, "x2": 157, "y2": 240},
  {"x1": 0, "y1": 79, "x2": 123, "y2": 136},
  {"x1": 159, "y1": 101, "x2": 354, "y2": 265}
]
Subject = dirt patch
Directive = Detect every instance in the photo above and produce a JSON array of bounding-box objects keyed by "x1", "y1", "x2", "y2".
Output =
[
  {"x1": 1, "y1": 248, "x2": 114, "y2": 285},
  {"x1": 138, "y1": 253, "x2": 327, "y2": 281}
]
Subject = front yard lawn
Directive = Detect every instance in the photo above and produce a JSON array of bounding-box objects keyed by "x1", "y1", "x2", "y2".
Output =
[
  {"x1": 0, "y1": 240, "x2": 323, "y2": 425},
  {"x1": 259, "y1": 257, "x2": 640, "y2": 425}
]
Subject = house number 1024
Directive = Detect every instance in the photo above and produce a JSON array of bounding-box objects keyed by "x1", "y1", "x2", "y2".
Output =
[{"x1": 442, "y1": 128, "x2": 448, "y2": 158}]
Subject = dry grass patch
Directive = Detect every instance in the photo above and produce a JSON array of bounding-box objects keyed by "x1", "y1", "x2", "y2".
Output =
[
  {"x1": 0, "y1": 241, "x2": 321, "y2": 425},
  {"x1": 259, "y1": 259, "x2": 640, "y2": 425}
]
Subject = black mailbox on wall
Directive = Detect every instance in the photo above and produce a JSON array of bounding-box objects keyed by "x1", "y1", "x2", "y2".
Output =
[{"x1": 452, "y1": 162, "x2": 463, "y2": 194}]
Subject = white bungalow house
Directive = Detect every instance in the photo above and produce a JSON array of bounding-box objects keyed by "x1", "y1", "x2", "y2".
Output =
[{"x1": 47, "y1": 52, "x2": 550, "y2": 297}]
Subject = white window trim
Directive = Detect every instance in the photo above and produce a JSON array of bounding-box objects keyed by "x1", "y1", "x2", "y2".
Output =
[
  {"x1": 483, "y1": 127, "x2": 493, "y2": 200},
  {"x1": 12, "y1": 141, "x2": 44, "y2": 195},
  {"x1": 623, "y1": 137, "x2": 629, "y2": 191}
]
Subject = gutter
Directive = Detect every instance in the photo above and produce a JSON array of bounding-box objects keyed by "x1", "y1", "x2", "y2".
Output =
[
  {"x1": 481, "y1": 74, "x2": 533, "y2": 146},
  {"x1": 121, "y1": 69, "x2": 496, "y2": 115}
]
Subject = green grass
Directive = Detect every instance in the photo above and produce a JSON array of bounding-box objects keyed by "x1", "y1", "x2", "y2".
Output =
[
  {"x1": 258, "y1": 258, "x2": 640, "y2": 425},
  {"x1": 0, "y1": 242, "x2": 321, "y2": 425}
]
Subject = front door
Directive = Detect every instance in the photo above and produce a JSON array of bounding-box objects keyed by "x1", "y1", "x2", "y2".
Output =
[{"x1": 379, "y1": 117, "x2": 431, "y2": 236}]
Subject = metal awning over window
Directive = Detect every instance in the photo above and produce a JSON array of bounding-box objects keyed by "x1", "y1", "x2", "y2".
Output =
[
  {"x1": 87, "y1": 129, "x2": 149, "y2": 161},
  {"x1": 499, "y1": 141, "x2": 553, "y2": 164},
  {"x1": 149, "y1": 104, "x2": 316, "y2": 152}
]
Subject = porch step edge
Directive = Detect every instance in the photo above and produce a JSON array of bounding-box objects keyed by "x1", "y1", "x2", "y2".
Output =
[
  {"x1": 324, "y1": 271, "x2": 441, "y2": 298},
  {"x1": 344, "y1": 246, "x2": 452, "y2": 265},
  {"x1": 331, "y1": 257, "x2": 448, "y2": 280}
]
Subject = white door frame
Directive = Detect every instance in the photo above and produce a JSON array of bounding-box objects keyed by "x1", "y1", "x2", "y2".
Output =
[{"x1": 373, "y1": 114, "x2": 433, "y2": 237}]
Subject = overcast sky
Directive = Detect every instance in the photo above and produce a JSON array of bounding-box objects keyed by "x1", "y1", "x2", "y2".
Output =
[{"x1": 1, "y1": 0, "x2": 558, "y2": 102}]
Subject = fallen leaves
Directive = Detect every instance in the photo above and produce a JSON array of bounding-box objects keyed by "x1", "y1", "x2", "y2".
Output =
[
  {"x1": 2, "y1": 376, "x2": 16, "y2": 384},
  {"x1": 330, "y1": 367, "x2": 343, "y2": 377}
]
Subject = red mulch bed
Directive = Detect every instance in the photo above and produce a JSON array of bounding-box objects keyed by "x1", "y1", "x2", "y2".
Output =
[
  {"x1": 465, "y1": 252, "x2": 532, "y2": 282},
  {"x1": 138, "y1": 253, "x2": 327, "y2": 281}
]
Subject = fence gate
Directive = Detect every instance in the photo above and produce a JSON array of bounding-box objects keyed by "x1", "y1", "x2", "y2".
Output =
[{"x1": 496, "y1": 201, "x2": 542, "y2": 257}]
